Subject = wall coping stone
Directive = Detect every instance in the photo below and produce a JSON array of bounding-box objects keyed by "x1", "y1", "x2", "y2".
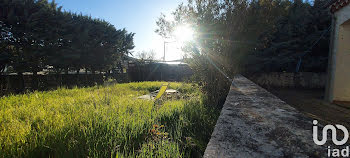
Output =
[{"x1": 204, "y1": 75, "x2": 326, "y2": 158}]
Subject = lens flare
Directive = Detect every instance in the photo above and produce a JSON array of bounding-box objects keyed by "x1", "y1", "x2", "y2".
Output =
[{"x1": 173, "y1": 25, "x2": 194, "y2": 43}]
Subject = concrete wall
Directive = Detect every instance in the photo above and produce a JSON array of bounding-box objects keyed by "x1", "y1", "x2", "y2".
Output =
[
  {"x1": 247, "y1": 72, "x2": 326, "y2": 89},
  {"x1": 326, "y1": 5, "x2": 350, "y2": 102},
  {"x1": 333, "y1": 20, "x2": 350, "y2": 101},
  {"x1": 204, "y1": 75, "x2": 328, "y2": 157}
]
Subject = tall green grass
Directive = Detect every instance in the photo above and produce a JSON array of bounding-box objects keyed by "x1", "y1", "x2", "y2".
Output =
[{"x1": 0, "y1": 82, "x2": 219, "y2": 157}]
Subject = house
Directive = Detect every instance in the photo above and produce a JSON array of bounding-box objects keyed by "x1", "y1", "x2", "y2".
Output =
[{"x1": 325, "y1": 0, "x2": 350, "y2": 103}]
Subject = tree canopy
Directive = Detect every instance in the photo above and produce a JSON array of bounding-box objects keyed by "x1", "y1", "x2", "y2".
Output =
[
  {"x1": 0, "y1": 0, "x2": 135, "y2": 74},
  {"x1": 157, "y1": 0, "x2": 330, "y2": 73},
  {"x1": 156, "y1": 0, "x2": 331, "y2": 106}
]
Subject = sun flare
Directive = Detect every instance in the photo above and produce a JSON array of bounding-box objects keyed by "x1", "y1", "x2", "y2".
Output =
[{"x1": 173, "y1": 25, "x2": 194, "y2": 43}]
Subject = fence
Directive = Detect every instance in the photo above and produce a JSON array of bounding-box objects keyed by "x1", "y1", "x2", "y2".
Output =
[
  {"x1": 0, "y1": 63, "x2": 193, "y2": 95},
  {"x1": 127, "y1": 63, "x2": 193, "y2": 82},
  {"x1": 0, "y1": 74, "x2": 104, "y2": 95}
]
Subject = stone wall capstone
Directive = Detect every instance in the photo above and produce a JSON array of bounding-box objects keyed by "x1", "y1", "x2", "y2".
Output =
[{"x1": 204, "y1": 75, "x2": 328, "y2": 158}]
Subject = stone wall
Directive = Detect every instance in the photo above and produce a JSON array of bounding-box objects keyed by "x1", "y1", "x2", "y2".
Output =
[
  {"x1": 247, "y1": 72, "x2": 326, "y2": 89},
  {"x1": 204, "y1": 75, "x2": 328, "y2": 157}
]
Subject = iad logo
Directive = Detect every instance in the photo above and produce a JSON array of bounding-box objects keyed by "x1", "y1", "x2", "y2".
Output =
[
  {"x1": 313, "y1": 120, "x2": 350, "y2": 157},
  {"x1": 313, "y1": 120, "x2": 349, "y2": 145}
]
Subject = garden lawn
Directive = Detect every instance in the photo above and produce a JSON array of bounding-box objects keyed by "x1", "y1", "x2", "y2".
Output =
[{"x1": 0, "y1": 82, "x2": 219, "y2": 157}]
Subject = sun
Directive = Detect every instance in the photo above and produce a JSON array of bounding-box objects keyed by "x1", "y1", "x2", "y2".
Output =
[
  {"x1": 173, "y1": 25, "x2": 194, "y2": 43},
  {"x1": 158, "y1": 24, "x2": 194, "y2": 61}
]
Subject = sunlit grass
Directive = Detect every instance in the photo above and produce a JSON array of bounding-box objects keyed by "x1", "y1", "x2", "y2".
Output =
[{"x1": 0, "y1": 81, "x2": 219, "y2": 157}]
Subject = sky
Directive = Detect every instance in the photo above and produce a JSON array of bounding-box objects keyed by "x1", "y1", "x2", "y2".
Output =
[{"x1": 52, "y1": 0, "x2": 187, "y2": 61}]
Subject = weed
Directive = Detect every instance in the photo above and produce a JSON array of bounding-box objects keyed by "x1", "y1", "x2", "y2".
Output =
[{"x1": 0, "y1": 82, "x2": 219, "y2": 157}]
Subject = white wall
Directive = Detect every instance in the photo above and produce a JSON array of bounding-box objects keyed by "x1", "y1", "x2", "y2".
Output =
[{"x1": 326, "y1": 5, "x2": 350, "y2": 102}]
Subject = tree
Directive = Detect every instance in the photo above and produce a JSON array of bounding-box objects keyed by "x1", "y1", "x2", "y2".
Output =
[
  {"x1": 0, "y1": 0, "x2": 135, "y2": 89},
  {"x1": 156, "y1": 0, "x2": 331, "y2": 107},
  {"x1": 248, "y1": 0, "x2": 331, "y2": 72},
  {"x1": 134, "y1": 50, "x2": 156, "y2": 61}
]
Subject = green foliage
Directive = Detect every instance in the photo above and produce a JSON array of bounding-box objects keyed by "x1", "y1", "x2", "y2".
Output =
[
  {"x1": 251, "y1": 0, "x2": 331, "y2": 72},
  {"x1": 0, "y1": 82, "x2": 219, "y2": 157},
  {"x1": 156, "y1": 0, "x2": 331, "y2": 106},
  {"x1": 0, "y1": 0, "x2": 135, "y2": 74}
]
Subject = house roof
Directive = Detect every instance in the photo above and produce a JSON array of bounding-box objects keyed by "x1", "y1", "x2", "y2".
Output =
[{"x1": 326, "y1": 0, "x2": 350, "y2": 13}]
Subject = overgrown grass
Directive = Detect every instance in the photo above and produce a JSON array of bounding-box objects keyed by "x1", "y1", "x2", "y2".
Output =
[{"x1": 0, "y1": 82, "x2": 219, "y2": 157}]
